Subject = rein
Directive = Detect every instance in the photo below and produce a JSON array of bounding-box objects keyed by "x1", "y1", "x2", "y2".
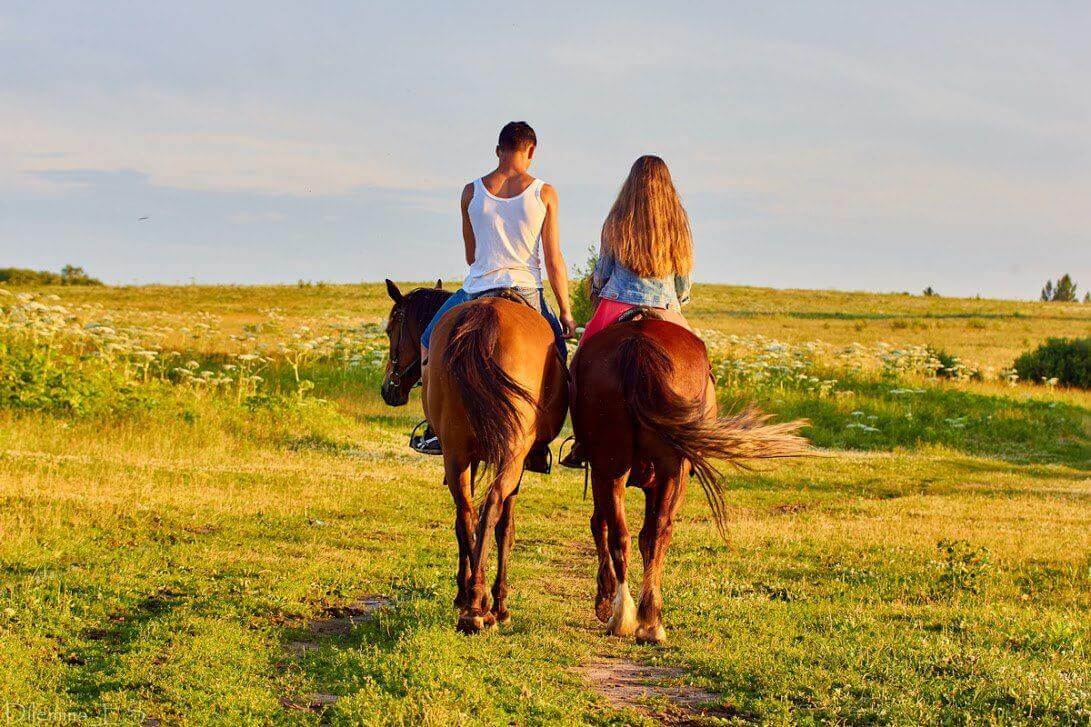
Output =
[{"x1": 386, "y1": 303, "x2": 421, "y2": 390}]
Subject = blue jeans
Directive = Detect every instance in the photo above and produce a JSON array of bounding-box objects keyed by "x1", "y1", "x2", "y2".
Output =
[{"x1": 421, "y1": 287, "x2": 567, "y2": 361}]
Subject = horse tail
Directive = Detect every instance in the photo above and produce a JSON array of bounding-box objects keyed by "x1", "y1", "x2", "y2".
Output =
[
  {"x1": 445, "y1": 301, "x2": 536, "y2": 471},
  {"x1": 614, "y1": 331, "x2": 808, "y2": 538}
]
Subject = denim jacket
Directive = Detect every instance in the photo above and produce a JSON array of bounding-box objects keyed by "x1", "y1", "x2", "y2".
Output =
[{"x1": 591, "y1": 250, "x2": 692, "y2": 310}]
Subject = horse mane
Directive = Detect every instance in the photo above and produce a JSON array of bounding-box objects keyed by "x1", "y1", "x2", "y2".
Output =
[{"x1": 403, "y1": 287, "x2": 452, "y2": 330}]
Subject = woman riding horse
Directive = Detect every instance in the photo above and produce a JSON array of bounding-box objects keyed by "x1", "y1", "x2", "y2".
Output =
[{"x1": 568, "y1": 157, "x2": 808, "y2": 644}]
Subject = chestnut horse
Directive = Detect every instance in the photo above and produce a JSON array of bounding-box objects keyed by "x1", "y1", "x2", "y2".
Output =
[
  {"x1": 380, "y1": 279, "x2": 449, "y2": 407},
  {"x1": 382, "y1": 280, "x2": 568, "y2": 633},
  {"x1": 571, "y1": 314, "x2": 807, "y2": 645}
]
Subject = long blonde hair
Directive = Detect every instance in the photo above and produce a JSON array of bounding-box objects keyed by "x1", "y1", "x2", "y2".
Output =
[{"x1": 601, "y1": 155, "x2": 693, "y2": 278}]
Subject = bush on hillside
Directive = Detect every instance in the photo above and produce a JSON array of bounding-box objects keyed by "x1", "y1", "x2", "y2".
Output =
[
  {"x1": 926, "y1": 346, "x2": 961, "y2": 379},
  {"x1": 0, "y1": 265, "x2": 102, "y2": 286},
  {"x1": 569, "y1": 246, "x2": 599, "y2": 327},
  {"x1": 1013, "y1": 337, "x2": 1091, "y2": 389}
]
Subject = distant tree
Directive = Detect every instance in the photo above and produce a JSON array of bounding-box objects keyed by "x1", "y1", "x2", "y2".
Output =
[
  {"x1": 1084, "y1": 292, "x2": 1091, "y2": 304},
  {"x1": 60, "y1": 265, "x2": 85, "y2": 282},
  {"x1": 1041, "y1": 274, "x2": 1078, "y2": 302},
  {"x1": 922, "y1": 286, "x2": 937, "y2": 297},
  {"x1": 0, "y1": 265, "x2": 101, "y2": 286}
]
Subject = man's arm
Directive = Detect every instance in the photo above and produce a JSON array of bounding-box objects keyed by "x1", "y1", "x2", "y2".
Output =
[
  {"x1": 539, "y1": 183, "x2": 575, "y2": 337},
  {"x1": 461, "y1": 182, "x2": 476, "y2": 265}
]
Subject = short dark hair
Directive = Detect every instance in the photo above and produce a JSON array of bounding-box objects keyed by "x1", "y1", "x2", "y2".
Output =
[{"x1": 498, "y1": 121, "x2": 536, "y2": 151}]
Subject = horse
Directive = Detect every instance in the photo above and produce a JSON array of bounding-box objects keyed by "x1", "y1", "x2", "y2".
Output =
[
  {"x1": 382, "y1": 279, "x2": 568, "y2": 633},
  {"x1": 380, "y1": 279, "x2": 449, "y2": 407},
  {"x1": 571, "y1": 313, "x2": 808, "y2": 645}
]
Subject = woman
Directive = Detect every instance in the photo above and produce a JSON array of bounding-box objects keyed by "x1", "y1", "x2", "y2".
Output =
[
  {"x1": 560, "y1": 155, "x2": 696, "y2": 468},
  {"x1": 584, "y1": 154, "x2": 693, "y2": 341}
]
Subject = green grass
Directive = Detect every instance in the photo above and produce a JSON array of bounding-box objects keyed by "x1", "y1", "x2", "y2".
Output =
[{"x1": 1, "y1": 283, "x2": 1089, "y2": 724}]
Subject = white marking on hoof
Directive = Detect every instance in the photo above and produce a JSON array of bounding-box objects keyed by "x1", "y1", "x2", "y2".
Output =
[
  {"x1": 605, "y1": 582, "x2": 638, "y2": 637},
  {"x1": 635, "y1": 623, "x2": 667, "y2": 645},
  {"x1": 457, "y1": 615, "x2": 487, "y2": 634}
]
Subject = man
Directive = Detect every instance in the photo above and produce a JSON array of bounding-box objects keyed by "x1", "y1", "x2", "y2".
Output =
[{"x1": 413, "y1": 121, "x2": 575, "y2": 461}]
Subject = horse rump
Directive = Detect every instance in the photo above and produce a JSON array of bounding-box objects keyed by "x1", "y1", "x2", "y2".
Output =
[
  {"x1": 613, "y1": 327, "x2": 808, "y2": 536},
  {"x1": 444, "y1": 301, "x2": 536, "y2": 470}
]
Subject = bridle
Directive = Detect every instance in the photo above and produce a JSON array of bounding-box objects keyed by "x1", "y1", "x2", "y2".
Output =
[{"x1": 385, "y1": 302, "x2": 421, "y2": 392}]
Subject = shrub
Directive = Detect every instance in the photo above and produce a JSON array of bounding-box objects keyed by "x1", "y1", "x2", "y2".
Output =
[
  {"x1": 0, "y1": 339, "x2": 156, "y2": 415},
  {"x1": 1013, "y1": 337, "x2": 1091, "y2": 389},
  {"x1": 0, "y1": 265, "x2": 102, "y2": 286},
  {"x1": 568, "y1": 246, "x2": 599, "y2": 327},
  {"x1": 927, "y1": 346, "x2": 961, "y2": 379}
]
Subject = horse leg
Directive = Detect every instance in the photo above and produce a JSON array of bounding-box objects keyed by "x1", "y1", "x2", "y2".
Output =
[
  {"x1": 491, "y1": 488, "x2": 517, "y2": 624},
  {"x1": 635, "y1": 461, "x2": 686, "y2": 645},
  {"x1": 459, "y1": 463, "x2": 522, "y2": 634},
  {"x1": 444, "y1": 456, "x2": 475, "y2": 610},
  {"x1": 595, "y1": 469, "x2": 637, "y2": 637},
  {"x1": 590, "y1": 495, "x2": 616, "y2": 623}
]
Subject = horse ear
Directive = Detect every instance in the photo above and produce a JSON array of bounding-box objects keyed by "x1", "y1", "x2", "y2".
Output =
[
  {"x1": 385, "y1": 279, "x2": 404, "y2": 303},
  {"x1": 435, "y1": 279, "x2": 443, "y2": 290}
]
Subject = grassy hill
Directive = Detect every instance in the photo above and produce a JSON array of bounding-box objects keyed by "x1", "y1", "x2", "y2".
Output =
[{"x1": 0, "y1": 283, "x2": 1088, "y2": 723}]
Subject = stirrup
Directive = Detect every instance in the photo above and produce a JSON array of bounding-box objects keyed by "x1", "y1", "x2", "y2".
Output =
[
  {"x1": 408, "y1": 419, "x2": 442, "y2": 455},
  {"x1": 558, "y1": 436, "x2": 586, "y2": 470}
]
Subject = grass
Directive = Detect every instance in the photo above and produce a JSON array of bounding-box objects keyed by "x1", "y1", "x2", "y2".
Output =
[{"x1": 1, "y1": 282, "x2": 1089, "y2": 724}]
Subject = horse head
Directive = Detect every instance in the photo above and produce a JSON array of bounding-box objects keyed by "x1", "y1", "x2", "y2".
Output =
[{"x1": 380, "y1": 278, "x2": 446, "y2": 406}]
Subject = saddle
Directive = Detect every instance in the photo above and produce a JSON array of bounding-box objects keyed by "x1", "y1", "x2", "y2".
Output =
[
  {"x1": 615, "y1": 306, "x2": 664, "y2": 325},
  {"x1": 471, "y1": 287, "x2": 537, "y2": 309}
]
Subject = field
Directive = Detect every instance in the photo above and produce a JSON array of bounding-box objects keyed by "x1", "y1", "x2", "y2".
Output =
[{"x1": 1, "y1": 282, "x2": 1089, "y2": 725}]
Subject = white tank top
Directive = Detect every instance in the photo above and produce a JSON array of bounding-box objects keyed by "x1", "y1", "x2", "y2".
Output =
[{"x1": 463, "y1": 177, "x2": 547, "y2": 294}]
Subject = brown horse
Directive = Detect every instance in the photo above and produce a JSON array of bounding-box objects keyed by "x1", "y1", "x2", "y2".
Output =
[
  {"x1": 383, "y1": 281, "x2": 568, "y2": 633},
  {"x1": 381, "y1": 279, "x2": 449, "y2": 407},
  {"x1": 571, "y1": 315, "x2": 807, "y2": 645}
]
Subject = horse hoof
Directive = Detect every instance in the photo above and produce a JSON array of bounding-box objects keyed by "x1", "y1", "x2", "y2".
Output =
[
  {"x1": 457, "y1": 615, "x2": 487, "y2": 635},
  {"x1": 605, "y1": 584, "x2": 638, "y2": 636},
  {"x1": 635, "y1": 624, "x2": 667, "y2": 646},
  {"x1": 492, "y1": 609, "x2": 511, "y2": 625},
  {"x1": 595, "y1": 598, "x2": 613, "y2": 624}
]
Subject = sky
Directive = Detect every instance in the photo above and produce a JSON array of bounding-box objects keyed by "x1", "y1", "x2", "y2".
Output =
[{"x1": 1, "y1": 2, "x2": 1088, "y2": 299}]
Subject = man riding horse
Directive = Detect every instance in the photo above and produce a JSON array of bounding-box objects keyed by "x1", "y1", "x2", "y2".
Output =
[{"x1": 381, "y1": 121, "x2": 572, "y2": 630}]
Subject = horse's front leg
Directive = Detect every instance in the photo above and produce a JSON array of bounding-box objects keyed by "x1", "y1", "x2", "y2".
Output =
[
  {"x1": 635, "y1": 460, "x2": 686, "y2": 645},
  {"x1": 491, "y1": 487, "x2": 518, "y2": 624},
  {"x1": 444, "y1": 457, "x2": 475, "y2": 610}
]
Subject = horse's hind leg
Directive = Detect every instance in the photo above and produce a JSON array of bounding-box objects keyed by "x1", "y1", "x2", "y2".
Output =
[
  {"x1": 491, "y1": 487, "x2": 518, "y2": 624},
  {"x1": 593, "y1": 468, "x2": 637, "y2": 637},
  {"x1": 590, "y1": 495, "x2": 616, "y2": 623},
  {"x1": 444, "y1": 456, "x2": 475, "y2": 610},
  {"x1": 635, "y1": 459, "x2": 686, "y2": 645},
  {"x1": 459, "y1": 463, "x2": 522, "y2": 634}
]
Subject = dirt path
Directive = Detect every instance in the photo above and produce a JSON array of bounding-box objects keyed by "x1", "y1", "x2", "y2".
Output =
[
  {"x1": 280, "y1": 595, "x2": 392, "y2": 713},
  {"x1": 580, "y1": 655, "x2": 738, "y2": 725}
]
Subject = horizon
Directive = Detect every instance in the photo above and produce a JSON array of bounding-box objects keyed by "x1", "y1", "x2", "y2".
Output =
[
  {"x1": 7, "y1": 270, "x2": 1090, "y2": 306},
  {"x1": 2, "y1": 3, "x2": 1088, "y2": 299}
]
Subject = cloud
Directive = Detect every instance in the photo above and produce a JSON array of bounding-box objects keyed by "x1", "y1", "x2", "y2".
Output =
[
  {"x1": 228, "y1": 211, "x2": 285, "y2": 224},
  {"x1": 1, "y1": 91, "x2": 457, "y2": 196}
]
